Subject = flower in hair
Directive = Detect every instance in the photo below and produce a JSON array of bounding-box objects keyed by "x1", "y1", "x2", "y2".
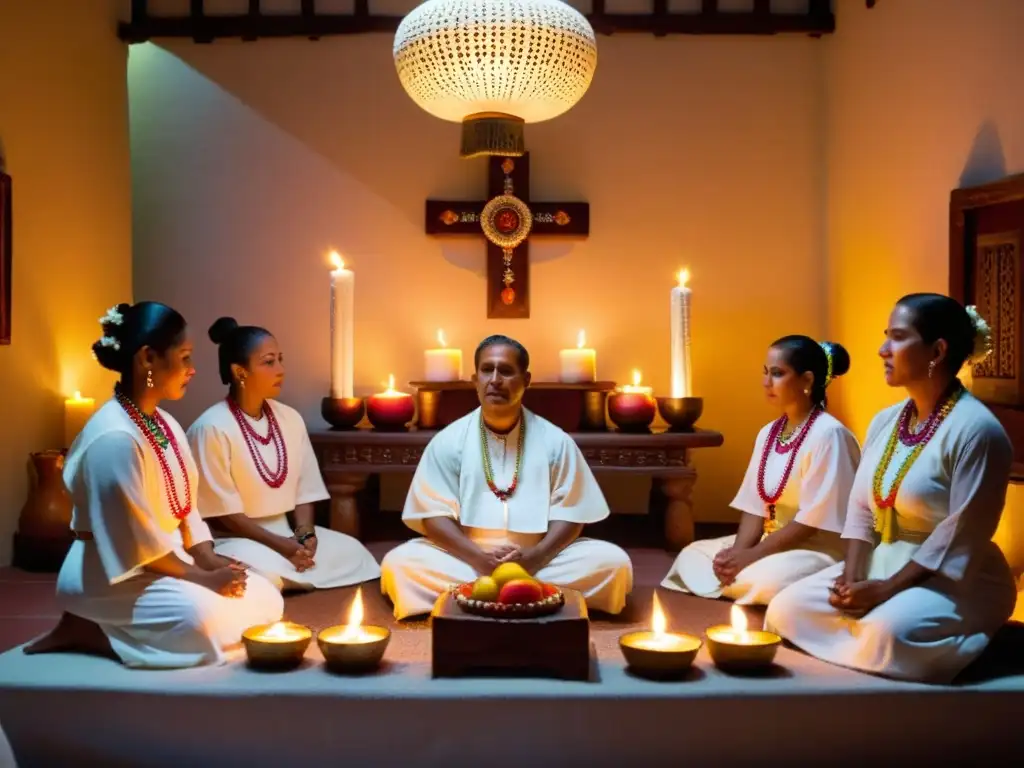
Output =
[
  {"x1": 819, "y1": 341, "x2": 834, "y2": 387},
  {"x1": 99, "y1": 335, "x2": 121, "y2": 351},
  {"x1": 99, "y1": 306, "x2": 124, "y2": 327},
  {"x1": 965, "y1": 305, "x2": 993, "y2": 366}
]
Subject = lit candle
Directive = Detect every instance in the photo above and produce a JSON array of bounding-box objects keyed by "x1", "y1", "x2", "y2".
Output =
[
  {"x1": 241, "y1": 620, "x2": 313, "y2": 669},
  {"x1": 329, "y1": 251, "x2": 354, "y2": 399},
  {"x1": 317, "y1": 587, "x2": 391, "y2": 671},
  {"x1": 608, "y1": 370, "x2": 656, "y2": 431},
  {"x1": 424, "y1": 329, "x2": 463, "y2": 382},
  {"x1": 365, "y1": 374, "x2": 416, "y2": 430},
  {"x1": 670, "y1": 269, "x2": 693, "y2": 398},
  {"x1": 705, "y1": 605, "x2": 782, "y2": 671},
  {"x1": 559, "y1": 330, "x2": 597, "y2": 383},
  {"x1": 619, "y1": 592, "x2": 702, "y2": 676},
  {"x1": 64, "y1": 391, "x2": 96, "y2": 449}
]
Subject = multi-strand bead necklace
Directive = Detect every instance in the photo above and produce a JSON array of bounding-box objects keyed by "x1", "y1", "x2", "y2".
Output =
[
  {"x1": 115, "y1": 388, "x2": 192, "y2": 520},
  {"x1": 480, "y1": 414, "x2": 525, "y2": 501},
  {"x1": 227, "y1": 397, "x2": 289, "y2": 489},
  {"x1": 757, "y1": 407, "x2": 822, "y2": 533},
  {"x1": 871, "y1": 382, "x2": 964, "y2": 540}
]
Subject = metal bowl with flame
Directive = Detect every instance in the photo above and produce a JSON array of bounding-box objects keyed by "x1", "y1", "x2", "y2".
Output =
[
  {"x1": 242, "y1": 621, "x2": 313, "y2": 670},
  {"x1": 317, "y1": 587, "x2": 391, "y2": 673}
]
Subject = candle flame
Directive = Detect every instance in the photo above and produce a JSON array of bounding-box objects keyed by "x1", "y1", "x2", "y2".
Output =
[
  {"x1": 329, "y1": 250, "x2": 345, "y2": 270},
  {"x1": 340, "y1": 587, "x2": 365, "y2": 642},
  {"x1": 577, "y1": 329, "x2": 586, "y2": 349},
  {"x1": 437, "y1": 329, "x2": 447, "y2": 348},
  {"x1": 386, "y1": 374, "x2": 395, "y2": 392},
  {"x1": 651, "y1": 592, "x2": 667, "y2": 637},
  {"x1": 262, "y1": 621, "x2": 294, "y2": 640},
  {"x1": 73, "y1": 391, "x2": 82, "y2": 400},
  {"x1": 677, "y1": 268, "x2": 690, "y2": 288},
  {"x1": 730, "y1": 604, "x2": 748, "y2": 633},
  {"x1": 632, "y1": 369, "x2": 642, "y2": 388}
]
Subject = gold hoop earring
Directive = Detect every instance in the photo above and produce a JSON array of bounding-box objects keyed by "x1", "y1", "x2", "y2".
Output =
[{"x1": 146, "y1": 369, "x2": 154, "y2": 389}]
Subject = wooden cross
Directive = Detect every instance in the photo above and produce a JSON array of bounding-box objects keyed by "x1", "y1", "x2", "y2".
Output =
[{"x1": 425, "y1": 153, "x2": 590, "y2": 319}]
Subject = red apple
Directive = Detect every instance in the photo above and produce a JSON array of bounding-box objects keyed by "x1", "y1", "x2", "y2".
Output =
[
  {"x1": 458, "y1": 583, "x2": 473, "y2": 598},
  {"x1": 498, "y1": 579, "x2": 544, "y2": 604},
  {"x1": 541, "y1": 583, "x2": 559, "y2": 597}
]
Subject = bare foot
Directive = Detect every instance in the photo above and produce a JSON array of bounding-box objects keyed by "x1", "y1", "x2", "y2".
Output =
[{"x1": 24, "y1": 612, "x2": 116, "y2": 659}]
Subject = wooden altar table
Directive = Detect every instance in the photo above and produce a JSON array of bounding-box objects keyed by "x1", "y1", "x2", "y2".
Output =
[{"x1": 310, "y1": 428, "x2": 724, "y2": 550}]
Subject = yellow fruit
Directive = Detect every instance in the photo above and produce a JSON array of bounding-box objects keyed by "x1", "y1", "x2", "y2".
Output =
[
  {"x1": 491, "y1": 562, "x2": 532, "y2": 587},
  {"x1": 470, "y1": 576, "x2": 500, "y2": 602}
]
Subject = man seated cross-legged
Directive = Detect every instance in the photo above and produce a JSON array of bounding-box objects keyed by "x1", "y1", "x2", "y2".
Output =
[{"x1": 381, "y1": 334, "x2": 634, "y2": 620}]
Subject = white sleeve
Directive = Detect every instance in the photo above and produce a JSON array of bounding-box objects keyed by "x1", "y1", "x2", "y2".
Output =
[
  {"x1": 912, "y1": 425, "x2": 1013, "y2": 580},
  {"x1": 402, "y1": 433, "x2": 461, "y2": 535},
  {"x1": 80, "y1": 432, "x2": 174, "y2": 585},
  {"x1": 187, "y1": 423, "x2": 245, "y2": 519},
  {"x1": 548, "y1": 433, "x2": 610, "y2": 525},
  {"x1": 295, "y1": 426, "x2": 330, "y2": 506},
  {"x1": 793, "y1": 427, "x2": 860, "y2": 533},
  {"x1": 729, "y1": 428, "x2": 770, "y2": 519}
]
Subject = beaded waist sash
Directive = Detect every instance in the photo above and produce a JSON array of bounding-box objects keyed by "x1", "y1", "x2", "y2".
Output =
[{"x1": 874, "y1": 509, "x2": 930, "y2": 545}]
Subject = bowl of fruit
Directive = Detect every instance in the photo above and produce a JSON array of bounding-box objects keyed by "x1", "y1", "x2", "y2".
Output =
[{"x1": 453, "y1": 563, "x2": 565, "y2": 619}]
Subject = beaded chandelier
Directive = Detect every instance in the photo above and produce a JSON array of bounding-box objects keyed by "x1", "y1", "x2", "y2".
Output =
[{"x1": 393, "y1": 0, "x2": 598, "y2": 158}]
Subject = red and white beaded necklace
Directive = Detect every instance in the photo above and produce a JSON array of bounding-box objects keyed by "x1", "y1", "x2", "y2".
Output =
[
  {"x1": 757, "y1": 407, "x2": 822, "y2": 527},
  {"x1": 227, "y1": 397, "x2": 289, "y2": 489},
  {"x1": 115, "y1": 388, "x2": 192, "y2": 520}
]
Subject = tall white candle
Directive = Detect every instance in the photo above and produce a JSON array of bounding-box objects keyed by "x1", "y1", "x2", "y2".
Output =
[
  {"x1": 424, "y1": 329, "x2": 463, "y2": 381},
  {"x1": 64, "y1": 391, "x2": 96, "y2": 449},
  {"x1": 559, "y1": 329, "x2": 597, "y2": 383},
  {"x1": 329, "y1": 252, "x2": 354, "y2": 399},
  {"x1": 670, "y1": 269, "x2": 693, "y2": 398}
]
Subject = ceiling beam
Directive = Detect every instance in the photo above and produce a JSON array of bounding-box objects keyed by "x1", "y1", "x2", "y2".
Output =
[{"x1": 118, "y1": 0, "x2": 835, "y2": 44}]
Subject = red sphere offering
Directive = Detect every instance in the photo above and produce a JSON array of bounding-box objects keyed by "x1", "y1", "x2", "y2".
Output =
[
  {"x1": 366, "y1": 375, "x2": 416, "y2": 431},
  {"x1": 608, "y1": 371, "x2": 656, "y2": 432}
]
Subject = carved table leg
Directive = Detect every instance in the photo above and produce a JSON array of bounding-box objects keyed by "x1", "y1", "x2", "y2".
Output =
[
  {"x1": 328, "y1": 473, "x2": 368, "y2": 539},
  {"x1": 659, "y1": 472, "x2": 696, "y2": 551}
]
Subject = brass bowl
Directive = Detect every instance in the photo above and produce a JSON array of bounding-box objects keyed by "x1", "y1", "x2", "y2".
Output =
[
  {"x1": 656, "y1": 397, "x2": 704, "y2": 431},
  {"x1": 317, "y1": 625, "x2": 391, "y2": 673},
  {"x1": 242, "y1": 622, "x2": 313, "y2": 670},
  {"x1": 321, "y1": 397, "x2": 365, "y2": 430},
  {"x1": 619, "y1": 631, "x2": 702, "y2": 678},
  {"x1": 705, "y1": 626, "x2": 781, "y2": 671}
]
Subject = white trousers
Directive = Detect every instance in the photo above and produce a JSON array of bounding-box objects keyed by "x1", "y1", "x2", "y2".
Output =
[
  {"x1": 380, "y1": 529, "x2": 633, "y2": 619},
  {"x1": 765, "y1": 540, "x2": 1018, "y2": 683},
  {"x1": 57, "y1": 540, "x2": 284, "y2": 669},
  {"x1": 212, "y1": 514, "x2": 381, "y2": 592},
  {"x1": 661, "y1": 534, "x2": 837, "y2": 606}
]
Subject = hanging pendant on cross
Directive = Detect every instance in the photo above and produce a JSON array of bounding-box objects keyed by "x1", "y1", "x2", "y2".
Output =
[{"x1": 425, "y1": 153, "x2": 590, "y2": 319}]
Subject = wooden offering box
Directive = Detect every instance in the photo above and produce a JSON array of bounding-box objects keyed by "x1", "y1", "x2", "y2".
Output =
[
  {"x1": 411, "y1": 381, "x2": 616, "y2": 432},
  {"x1": 431, "y1": 588, "x2": 591, "y2": 681}
]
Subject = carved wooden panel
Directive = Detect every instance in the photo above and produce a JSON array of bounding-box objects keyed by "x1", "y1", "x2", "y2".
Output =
[
  {"x1": 950, "y1": 173, "x2": 1024, "y2": 465},
  {"x1": 970, "y1": 232, "x2": 1020, "y2": 405}
]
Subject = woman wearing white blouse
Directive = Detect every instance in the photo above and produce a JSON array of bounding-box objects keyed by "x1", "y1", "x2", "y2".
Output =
[
  {"x1": 767, "y1": 294, "x2": 1017, "y2": 683},
  {"x1": 187, "y1": 318, "x2": 380, "y2": 592},
  {"x1": 26, "y1": 303, "x2": 283, "y2": 668},
  {"x1": 662, "y1": 336, "x2": 860, "y2": 605}
]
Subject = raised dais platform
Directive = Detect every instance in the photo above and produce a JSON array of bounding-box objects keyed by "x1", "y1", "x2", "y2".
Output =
[{"x1": 0, "y1": 575, "x2": 1021, "y2": 766}]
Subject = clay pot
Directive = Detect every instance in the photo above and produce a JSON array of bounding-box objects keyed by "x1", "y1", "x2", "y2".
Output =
[{"x1": 13, "y1": 450, "x2": 73, "y2": 571}]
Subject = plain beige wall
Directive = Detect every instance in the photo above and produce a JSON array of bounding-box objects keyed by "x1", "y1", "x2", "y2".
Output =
[
  {"x1": 825, "y1": 0, "x2": 1024, "y2": 616},
  {"x1": 0, "y1": 0, "x2": 133, "y2": 564},
  {"x1": 129, "y1": 10, "x2": 826, "y2": 520}
]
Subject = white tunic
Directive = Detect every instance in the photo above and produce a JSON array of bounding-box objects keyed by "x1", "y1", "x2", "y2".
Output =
[
  {"x1": 766, "y1": 394, "x2": 1018, "y2": 683},
  {"x1": 187, "y1": 400, "x2": 380, "y2": 591},
  {"x1": 380, "y1": 408, "x2": 633, "y2": 618},
  {"x1": 662, "y1": 411, "x2": 860, "y2": 604},
  {"x1": 56, "y1": 400, "x2": 284, "y2": 669}
]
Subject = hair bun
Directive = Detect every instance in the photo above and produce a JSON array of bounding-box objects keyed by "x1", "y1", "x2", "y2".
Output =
[
  {"x1": 965, "y1": 306, "x2": 993, "y2": 366},
  {"x1": 209, "y1": 317, "x2": 239, "y2": 345},
  {"x1": 820, "y1": 341, "x2": 851, "y2": 381}
]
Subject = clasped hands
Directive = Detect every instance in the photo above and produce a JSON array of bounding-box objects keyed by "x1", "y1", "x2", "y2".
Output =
[
  {"x1": 712, "y1": 546, "x2": 754, "y2": 586},
  {"x1": 279, "y1": 531, "x2": 317, "y2": 573},
  {"x1": 475, "y1": 543, "x2": 540, "y2": 576},
  {"x1": 195, "y1": 552, "x2": 249, "y2": 599},
  {"x1": 828, "y1": 574, "x2": 893, "y2": 618}
]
